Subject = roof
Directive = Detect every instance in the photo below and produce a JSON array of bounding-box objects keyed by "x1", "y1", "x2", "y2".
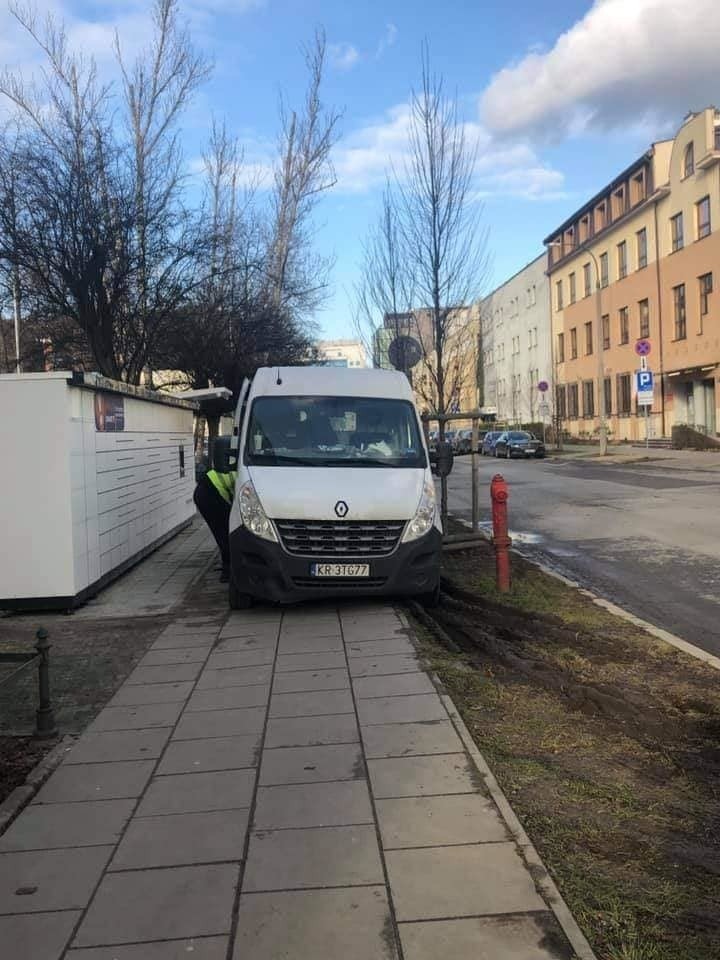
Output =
[{"x1": 250, "y1": 366, "x2": 414, "y2": 401}]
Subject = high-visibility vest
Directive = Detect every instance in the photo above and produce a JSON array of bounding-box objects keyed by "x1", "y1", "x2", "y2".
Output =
[{"x1": 206, "y1": 470, "x2": 237, "y2": 505}]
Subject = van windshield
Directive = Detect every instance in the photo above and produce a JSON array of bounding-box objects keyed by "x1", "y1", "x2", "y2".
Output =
[{"x1": 244, "y1": 396, "x2": 427, "y2": 468}]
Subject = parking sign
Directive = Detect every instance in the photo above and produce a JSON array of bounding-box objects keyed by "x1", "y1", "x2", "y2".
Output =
[{"x1": 635, "y1": 369, "x2": 654, "y2": 406}]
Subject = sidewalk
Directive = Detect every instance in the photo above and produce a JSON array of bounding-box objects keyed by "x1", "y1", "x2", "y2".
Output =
[{"x1": 0, "y1": 601, "x2": 588, "y2": 959}]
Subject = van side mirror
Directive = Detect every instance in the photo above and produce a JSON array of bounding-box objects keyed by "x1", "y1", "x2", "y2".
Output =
[
  {"x1": 211, "y1": 435, "x2": 236, "y2": 472},
  {"x1": 430, "y1": 440, "x2": 454, "y2": 478}
]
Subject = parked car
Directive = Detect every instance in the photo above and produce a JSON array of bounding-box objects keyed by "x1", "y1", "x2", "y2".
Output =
[
  {"x1": 454, "y1": 428, "x2": 474, "y2": 454},
  {"x1": 427, "y1": 429, "x2": 439, "y2": 453},
  {"x1": 481, "y1": 430, "x2": 504, "y2": 456},
  {"x1": 494, "y1": 431, "x2": 546, "y2": 459},
  {"x1": 444, "y1": 429, "x2": 458, "y2": 451}
]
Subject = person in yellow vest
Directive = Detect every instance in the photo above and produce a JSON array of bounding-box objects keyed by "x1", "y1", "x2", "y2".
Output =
[{"x1": 193, "y1": 466, "x2": 237, "y2": 582}]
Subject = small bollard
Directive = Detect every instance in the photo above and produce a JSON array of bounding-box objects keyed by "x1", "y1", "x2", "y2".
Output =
[
  {"x1": 34, "y1": 628, "x2": 57, "y2": 739},
  {"x1": 490, "y1": 474, "x2": 512, "y2": 593}
]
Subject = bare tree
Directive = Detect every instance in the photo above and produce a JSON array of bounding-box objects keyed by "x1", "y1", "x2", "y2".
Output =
[{"x1": 269, "y1": 29, "x2": 340, "y2": 318}]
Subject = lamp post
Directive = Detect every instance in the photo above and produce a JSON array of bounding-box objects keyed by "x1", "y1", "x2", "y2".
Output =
[{"x1": 547, "y1": 241, "x2": 607, "y2": 456}]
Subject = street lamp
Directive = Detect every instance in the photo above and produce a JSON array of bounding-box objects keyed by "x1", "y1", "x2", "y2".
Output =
[{"x1": 547, "y1": 240, "x2": 607, "y2": 456}]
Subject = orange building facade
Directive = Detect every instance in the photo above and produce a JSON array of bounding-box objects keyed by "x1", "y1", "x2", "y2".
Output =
[{"x1": 545, "y1": 108, "x2": 720, "y2": 442}]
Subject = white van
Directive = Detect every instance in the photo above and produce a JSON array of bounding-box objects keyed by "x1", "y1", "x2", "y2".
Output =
[{"x1": 226, "y1": 366, "x2": 445, "y2": 608}]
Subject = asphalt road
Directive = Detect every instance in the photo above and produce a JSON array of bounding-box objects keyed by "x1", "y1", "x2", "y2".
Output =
[{"x1": 447, "y1": 453, "x2": 720, "y2": 658}]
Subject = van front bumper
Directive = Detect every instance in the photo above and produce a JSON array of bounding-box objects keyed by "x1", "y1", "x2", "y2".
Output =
[{"x1": 229, "y1": 526, "x2": 442, "y2": 605}]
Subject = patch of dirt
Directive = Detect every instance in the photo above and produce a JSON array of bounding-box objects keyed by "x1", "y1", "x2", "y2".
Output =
[
  {"x1": 412, "y1": 533, "x2": 720, "y2": 960},
  {"x1": 0, "y1": 737, "x2": 53, "y2": 802}
]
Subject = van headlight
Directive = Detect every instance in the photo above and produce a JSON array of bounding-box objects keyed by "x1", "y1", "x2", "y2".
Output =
[
  {"x1": 402, "y1": 480, "x2": 437, "y2": 543},
  {"x1": 239, "y1": 481, "x2": 277, "y2": 542}
]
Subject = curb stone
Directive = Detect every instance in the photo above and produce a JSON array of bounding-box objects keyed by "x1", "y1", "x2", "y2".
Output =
[{"x1": 0, "y1": 735, "x2": 75, "y2": 836}]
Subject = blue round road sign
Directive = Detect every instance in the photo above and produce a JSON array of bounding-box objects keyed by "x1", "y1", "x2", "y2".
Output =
[
  {"x1": 538, "y1": 380, "x2": 549, "y2": 393},
  {"x1": 635, "y1": 339, "x2": 651, "y2": 356}
]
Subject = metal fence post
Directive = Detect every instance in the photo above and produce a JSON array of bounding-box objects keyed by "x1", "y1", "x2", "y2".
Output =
[{"x1": 34, "y1": 628, "x2": 57, "y2": 739}]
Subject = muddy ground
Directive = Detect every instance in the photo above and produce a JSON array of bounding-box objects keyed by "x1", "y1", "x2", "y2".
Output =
[{"x1": 411, "y1": 533, "x2": 720, "y2": 960}]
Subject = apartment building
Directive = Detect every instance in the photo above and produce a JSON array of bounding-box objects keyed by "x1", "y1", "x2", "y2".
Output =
[
  {"x1": 546, "y1": 108, "x2": 720, "y2": 441},
  {"x1": 480, "y1": 254, "x2": 551, "y2": 424},
  {"x1": 316, "y1": 339, "x2": 367, "y2": 368}
]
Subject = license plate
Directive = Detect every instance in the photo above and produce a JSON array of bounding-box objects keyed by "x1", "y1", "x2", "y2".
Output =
[{"x1": 311, "y1": 563, "x2": 370, "y2": 578}]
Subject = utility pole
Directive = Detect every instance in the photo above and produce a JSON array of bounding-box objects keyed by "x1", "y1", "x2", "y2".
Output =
[{"x1": 12, "y1": 264, "x2": 22, "y2": 375}]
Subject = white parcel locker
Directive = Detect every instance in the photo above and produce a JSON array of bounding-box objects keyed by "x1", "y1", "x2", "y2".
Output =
[{"x1": 0, "y1": 372, "x2": 197, "y2": 609}]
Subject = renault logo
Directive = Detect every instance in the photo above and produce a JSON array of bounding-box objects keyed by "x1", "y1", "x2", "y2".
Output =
[{"x1": 334, "y1": 500, "x2": 349, "y2": 518}]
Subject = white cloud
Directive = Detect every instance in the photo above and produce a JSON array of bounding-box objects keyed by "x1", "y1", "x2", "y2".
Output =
[
  {"x1": 481, "y1": 0, "x2": 720, "y2": 139},
  {"x1": 375, "y1": 22, "x2": 398, "y2": 59},
  {"x1": 328, "y1": 42, "x2": 361, "y2": 72},
  {"x1": 333, "y1": 104, "x2": 566, "y2": 199}
]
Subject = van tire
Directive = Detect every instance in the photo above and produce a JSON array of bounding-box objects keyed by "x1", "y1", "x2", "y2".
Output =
[
  {"x1": 229, "y1": 579, "x2": 253, "y2": 610},
  {"x1": 419, "y1": 580, "x2": 441, "y2": 609}
]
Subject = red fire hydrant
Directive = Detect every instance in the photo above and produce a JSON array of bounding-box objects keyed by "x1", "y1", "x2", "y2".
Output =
[{"x1": 490, "y1": 474, "x2": 511, "y2": 593}]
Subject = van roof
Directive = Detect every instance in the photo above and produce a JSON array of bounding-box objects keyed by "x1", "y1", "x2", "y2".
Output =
[{"x1": 251, "y1": 366, "x2": 415, "y2": 401}]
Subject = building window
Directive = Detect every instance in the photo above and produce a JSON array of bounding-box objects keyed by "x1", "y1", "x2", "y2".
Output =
[
  {"x1": 602, "y1": 314, "x2": 610, "y2": 350},
  {"x1": 570, "y1": 328, "x2": 578, "y2": 359},
  {"x1": 582, "y1": 380, "x2": 595, "y2": 418},
  {"x1": 556, "y1": 384, "x2": 567, "y2": 419},
  {"x1": 631, "y1": 170, "x2": 646, "y2": 205},
  {"x1": 595, "y1": 202, "x2": 607, "y2": 232},
  {"x1": 617, "y1": 240, "x2": 627, "y2": 279},
  {"x1": 600, "y1": 252, "x2": 609, "y2": 287},
  {"x1": 699, "y1": 273, "x2": 712, "y2": 332},
  {"x1": 636, "y1": 228, "x2": 648, "y2": 269},
  {"x1": 715, "y1": 126, "x2": 720, "y2": 151},
  {"x1": 617, "y1": 373, "x2": 632, "y2": 415},
  {"x1": 569, "y1": 272, "x2": 576, "y2": 304},
  {"x1": 603, "y1": 377, "x2": 612, "y2": 416},
  {"x1": 557, "y1": 332, "x2": 565, "y2": 363},
  {"x1": 671, "y1": 212, "x2": 684, "y2": 252},
  {"x1": 683, "y1": 142, "x2": 694, "y2": 178},
  {"x1": 585, "y1": 321, "x2": 593, "y2": 355},
  {"x1": 583, "y1": 263, "x2": 592, "y2": 297},
  {"x1": 639, "y1": 299, "x2": 650, "y2": 339},
  {"x1": 619, "y1": 306, "x2": 629, "y2": 344},
  {"x1": 556, "y1": 280, "x2": 564, "y2": 311},
  {"x1": 673, "y1": 283, "x2": 686, "y2": 340},
  {"x1": 568, "y1": 383, "x2": 579, "y2": 419},
  {"x1": 697, "y1": 196, "x2": 711, "y2": 240},
  {"x1": 612, "y1": 186, "x2": 627, "y2": 220}
]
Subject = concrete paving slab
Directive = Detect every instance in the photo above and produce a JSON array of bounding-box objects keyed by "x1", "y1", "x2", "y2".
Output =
[
  {"x1": 110, "y1": 810, "x2": 248, "y2": 870},
  {"x1": 65, "y1": 729, "x2": 171, "y2": 764},
  {"x1": 187, "y1": 685, "x2": 270, "y2": 712},
  {"x1": 259, "y1": 744, "x2": 364, "y2": 786},
  {"x1": 224, "y1": 611, "x2": 282, "y2": 629},
  {"x1": 275, "y1": 652, "x2": 347, "y2": 673},
  {"x1": 253, "y1": 781, "x2": 373, "y2": 829},
  {"x1": 0, "y1": 846, "x2": 112, "y2": 914},
  {"x1": 137, "y1": 770, "x2": 256, "y2": 816},
  {"x1": 398, "y1": 914, "x2": 573, "y2": 960},
  {"x1": 197, "y1": 665, "x2": 273, "y2": 689},
  {"x1": 126, "y1": 663, "x2": 202, "y2": 685},
  {"x1": 0, "y1": 799, "x2": 134, "y2": 852},
  {"x1": 362, "y1": 721, "x2": 464, "y2": 759},
  {"x1": 353, "y1": 673, "x2": 436, "y2": 699},
  {"x1": 232, "y1": 887, "x2": 399, "y2": 960},
  {"x1": 269, "y1": 689, "x2": 355, "y2": 718},
  {"x1": 172, "y1": 707, "x2": 265, "y2": 741},
  {"x1": 386, "y1": 843, "x2": 546, "y2": 921},
  {"x1": 343, "y1": 622, "x2": 406, "y2": 644},
  {"x1": 215, "y1": 635, "x2": 277, "y2": 653},
  {"x1": 348, "y1": 655, "x2": 421, "y2": 677},
  {"x1": 265, "y1": 714, "x2": 359, "y2": 748},
  {"x1": 137, "y1": 646, "x2": 211, "y2": 667},
  {"x1": 157, "y1": 735, "x2": 260, "y2": 775},
  {"x1": 243, "y1": 825, "x2": 383, "y2": 891},
  {"x1": 206, "y1": 650, "x2": 275, "y2": 669},
  {"x1": 87, "y1": 702, "x2": 183, "y2": 733},
  {"x1": 346, "y1": 638, "x2": 416, "y2": 658},
  {"x1": 151, "y1": 633, "x2": 220, "y2": 650},
  {"x1": 358, "y1": 694, "x2": 448, "y2": 726},
  {"x1": 376, "y1": 794, "x2": 508, "y2": 849},
  {"x1": 34, "y1": 761, "x2": 155, "y2": 804},
  {"x1": 277, "y1": 635, "x2": 344, "y2": 654},
  {"x1": 69, "y1": 936, "x2": 229, "y2": 960},
  {"x1": 0, "y1": 910, "x2": 80, "y2": 959},
  {"x1": 368, "y1": 755, "x2": 479, "y2": 799},
  {"x1": 74, "y1": 864, "x2": 239, "y2": 945},
  {"x1": 272, "y1": 668, "x2": 350, "y2": 693},
  {"x1": 109, "y1": 682, "x2": 195, "y2": 707}
]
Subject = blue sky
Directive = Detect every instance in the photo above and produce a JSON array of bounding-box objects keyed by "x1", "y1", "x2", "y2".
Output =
[{"x1": 1, "y1": 0, "x2": 717, "y2": 338}]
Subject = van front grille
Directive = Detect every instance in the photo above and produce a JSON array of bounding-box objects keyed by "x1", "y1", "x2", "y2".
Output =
[
  {"x1": 276, "y1": 520, "x2": 405, "y2": 558},
  {"x1": 292, "y1": 577, "x2": 388, "y2": 589}
]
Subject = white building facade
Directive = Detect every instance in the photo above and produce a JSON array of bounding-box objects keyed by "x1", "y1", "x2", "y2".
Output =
[
  {"x1": 480, "y1": 254, "x2": 551, "y2": 425},
  {"x1": 315, "y1": 339, "x2": 368, "y2": 368}
]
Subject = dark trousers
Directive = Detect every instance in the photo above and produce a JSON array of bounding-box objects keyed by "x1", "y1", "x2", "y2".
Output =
[{"x1": 194, "y1": 474, "x2": 231, "y2": 566}]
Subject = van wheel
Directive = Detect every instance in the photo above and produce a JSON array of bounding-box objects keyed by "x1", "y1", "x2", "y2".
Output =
[
  {"x1": 419, "y1": 580, "x2": 441, "y2": 609},
  {"x1": 229, "y1": 579, "x2": 253, "y2": 610}
]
